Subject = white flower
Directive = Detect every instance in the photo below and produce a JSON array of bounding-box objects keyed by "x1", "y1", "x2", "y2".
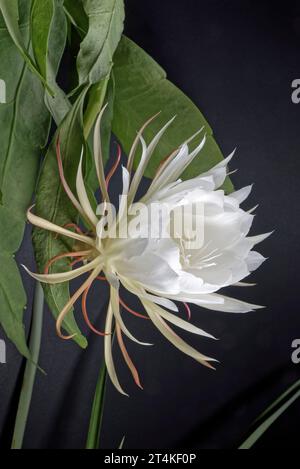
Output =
[{"x1": 24, "y1": 107, "x2": 271, "y2": 395}]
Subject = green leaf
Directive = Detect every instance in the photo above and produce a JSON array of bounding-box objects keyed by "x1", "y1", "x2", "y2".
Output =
[
  {"x1": 76, "y1": 0, "x2": 124, "y2": 87},
  {"x1": 0, "y1": 253, "x2": 29, "y2": 358},
  {"x1": 86, "y1": 360, "x2": 107, "y2": 449},
  {"x1": 239, "y1": 381, "x2": 300, "y2": 449},
  {"x1": 0, "y1": 0, "x2": 54, "y2": 96},
  {"x1": 63, "y1": 0, "x2": 88, "y2": 38},
  {"x1": 112, "y1": 36, "x2": 233, "y2": 192},
  {"x1": 0, "y1": 2, "x2": 51, "y2": 356},
  {"x1": 254, "y1": 378, "x2": 300, "y2": 424},
  {"x1": 83, "y1": 74, "x2": 110, "y2": 140},
  {"x1": 31, "y1": 0, "x2": 71, "y2": 124},
  {"x1": 33, "y1": 90, "x2": 89, "y2": 349}
]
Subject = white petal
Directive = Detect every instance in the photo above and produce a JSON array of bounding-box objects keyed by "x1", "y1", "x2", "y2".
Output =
[
  {"x1": 76, "y1": 150, "x2": 99, "y2": 227},
  {"x1": 126, "y1": 112, "x2": 161, "y2": 173},
  {"x1": 234, "y1": 282, "x2": 257, "y2": 287},
  {"x1": 127, "y1": 135, "x2": 147, "y2": 204},
  {"x1": 145, "y1": 144, "x2": 189, "y2": 198},
  {"x1": 110, "y1": 286, "x2": 152, "y2": 346},
  {"x1": 94, "y1": 106, "x2": 110, "y2": 201},
  {"x1": 152, "y1": 135, "x2": 207, "y2": 193},
  {"x1": 147, "y1": 116, "x2": 176, "y2": 157},
  {"x1": 141, "y1": 293, "x2": 178, "y2": 312},
  {"x1": 230, "y1": 185, "x2": 253, "y2": 204},
  {"x1": 247, "y1": 232, "x2": 273, "y2": 245},
  {"x1": 104, "y1": 303, "x2": 128, "y2": 396},
  {"x1": 128, "y1": 116, "x2": 176, "y2": 203},
  {"x1": 142, "y1": 300, "x2": 217, "y2": 368},
  {"x1": 200, "y1": 293, "x2": 264, "y2": 313},
  {"x1": 27, "y1": 206, "x2": 95, "y2": 247},
  {"x1": 114, "y1": 252, "x2": 180, "y2": 295},
  {"x1": 156, "y1": 305, "x2": 217, "y2": 339},
  {"x1": 107, "y1": 166, "x2": 130, "y2": 239},
  {"x1": 200, "y1": 150, "x2": 235, "y2": 189},
  {"x1": 22, "y1": 256, "x2": 102, "y2": 284},
  {"x1": 248, "y1": 204, "x2": 259, "y2": 214},
  {"x1": 246, "y1": 251, "x2": 267, "y2": 271},
  {"x1": 157, "y1": 291, "x2": 225, "y2": 306}
]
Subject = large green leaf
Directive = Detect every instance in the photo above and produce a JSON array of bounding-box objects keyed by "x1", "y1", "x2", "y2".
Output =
[
  {"x1": 32, "y1": 90, "x2": 88, "y2": 349},
  {"x1": 0, "y1": 0, "x2": 54, "y2": 95},
  {"x1": 76, "y1": 0, "x2": 124, "y2": 87},
  {"x1": 31, "y1": 0, "x2": 70, "y2": 124},
  {"x1": 0, "y1": 1, "x2": 51, "y2": 356},
  {"x1": 0, "y1": 254, "x2": 29, "y2": 358},
  {"x1": 112, "y1": 36, "x2": 233, "y2": 192}
]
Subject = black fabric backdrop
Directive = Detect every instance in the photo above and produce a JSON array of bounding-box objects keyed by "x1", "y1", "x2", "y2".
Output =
[{"x1": 0, "y1": 0, "x2": 300, "y2": 449}]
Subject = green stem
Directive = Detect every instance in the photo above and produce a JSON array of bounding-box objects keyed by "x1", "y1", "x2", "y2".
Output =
[
  {"x1": 239, "y1": 381, "x2": 300, "y2": 449},
  {"x1": 11, "y1": 282, "x2": 44, "y2": 449},
  {"x1": 86, "y1": 360, "x2": 107, "y2": 449}
]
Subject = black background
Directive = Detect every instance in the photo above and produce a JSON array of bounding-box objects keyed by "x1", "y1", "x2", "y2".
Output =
[{"x1": 1, "y1": 0, "x2": 300, "y2": 449}]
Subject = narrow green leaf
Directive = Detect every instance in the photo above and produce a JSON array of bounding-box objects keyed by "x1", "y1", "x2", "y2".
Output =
[
  {"x1": 76, "y1": 0, "x2": 124, "y2": 87},
  {"x1": 63, "y1": 0, "x2": 88, "y2": 38},
  {"x1": 86, "y1": 361, "x2": 107, "y2": 449},
  {"x1": 254, "y1": 379, "x2": 300, "y2": 424},
  {"x1": 239, "y1": 381, "x2": 300, "y2": 449},
  {"x1": 0, "y1": 0, "x2": 54, "y2": 96},
  {"x1": 31, "y1": 0, "x2": 53, "y2": 79},
  {"x1": 32, "y1": 90, "x2": 89, "y2": 349},
  {"x1": 31, "y1": 0, "x2": 71, "y2": 124},
  {"x1": 112, "y1": 36, "x2": 233, "y2": 191},
  {"x1": 0, "y1": 2, "x2": 51, "y2": 356}
]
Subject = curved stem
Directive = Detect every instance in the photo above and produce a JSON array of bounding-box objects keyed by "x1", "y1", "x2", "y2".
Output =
[
  {"x1": 11, "y1": 282, "x2": 44, "y2": 449},
  {"x1": 86, "y1": 360, "x2": 107, "y2": 449}
]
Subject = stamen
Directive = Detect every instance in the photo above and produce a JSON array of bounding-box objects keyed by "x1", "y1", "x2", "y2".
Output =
[
  {"x1": 96, "y1": 276, "x2": 149, "y2": 320},
  {"x1": 55, "y1": 223, "x2": 84, "y2": 239},
  {"x1": 62, "y1": 223, "x2": 84, "y2": 235},
  {"x1": 70, "y1": 257, "x2": 84, "y2": 268},
  {"x1": 106, "y1": 144, "x2": 122, "y2": 189},
  {"x1": 116, "y1": 323, "x2": 143, "y2": 389},
  {"x1": 56, "y1": 267, "x2": 102, "y2": 340},
  {"x1": 119, "y1": 297, "x2": 149, "y2": 320},
  {"x1": 81, "y1": 284, "x2": 109, "y2": 336},
  {"x1": 183, "y1": 302, "x2": 191, "y2": 321}
]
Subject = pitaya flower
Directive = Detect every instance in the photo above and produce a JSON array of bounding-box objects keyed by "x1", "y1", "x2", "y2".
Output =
[{"x1": 24, "y1": 107, "x2": 270, "y2": 395}]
